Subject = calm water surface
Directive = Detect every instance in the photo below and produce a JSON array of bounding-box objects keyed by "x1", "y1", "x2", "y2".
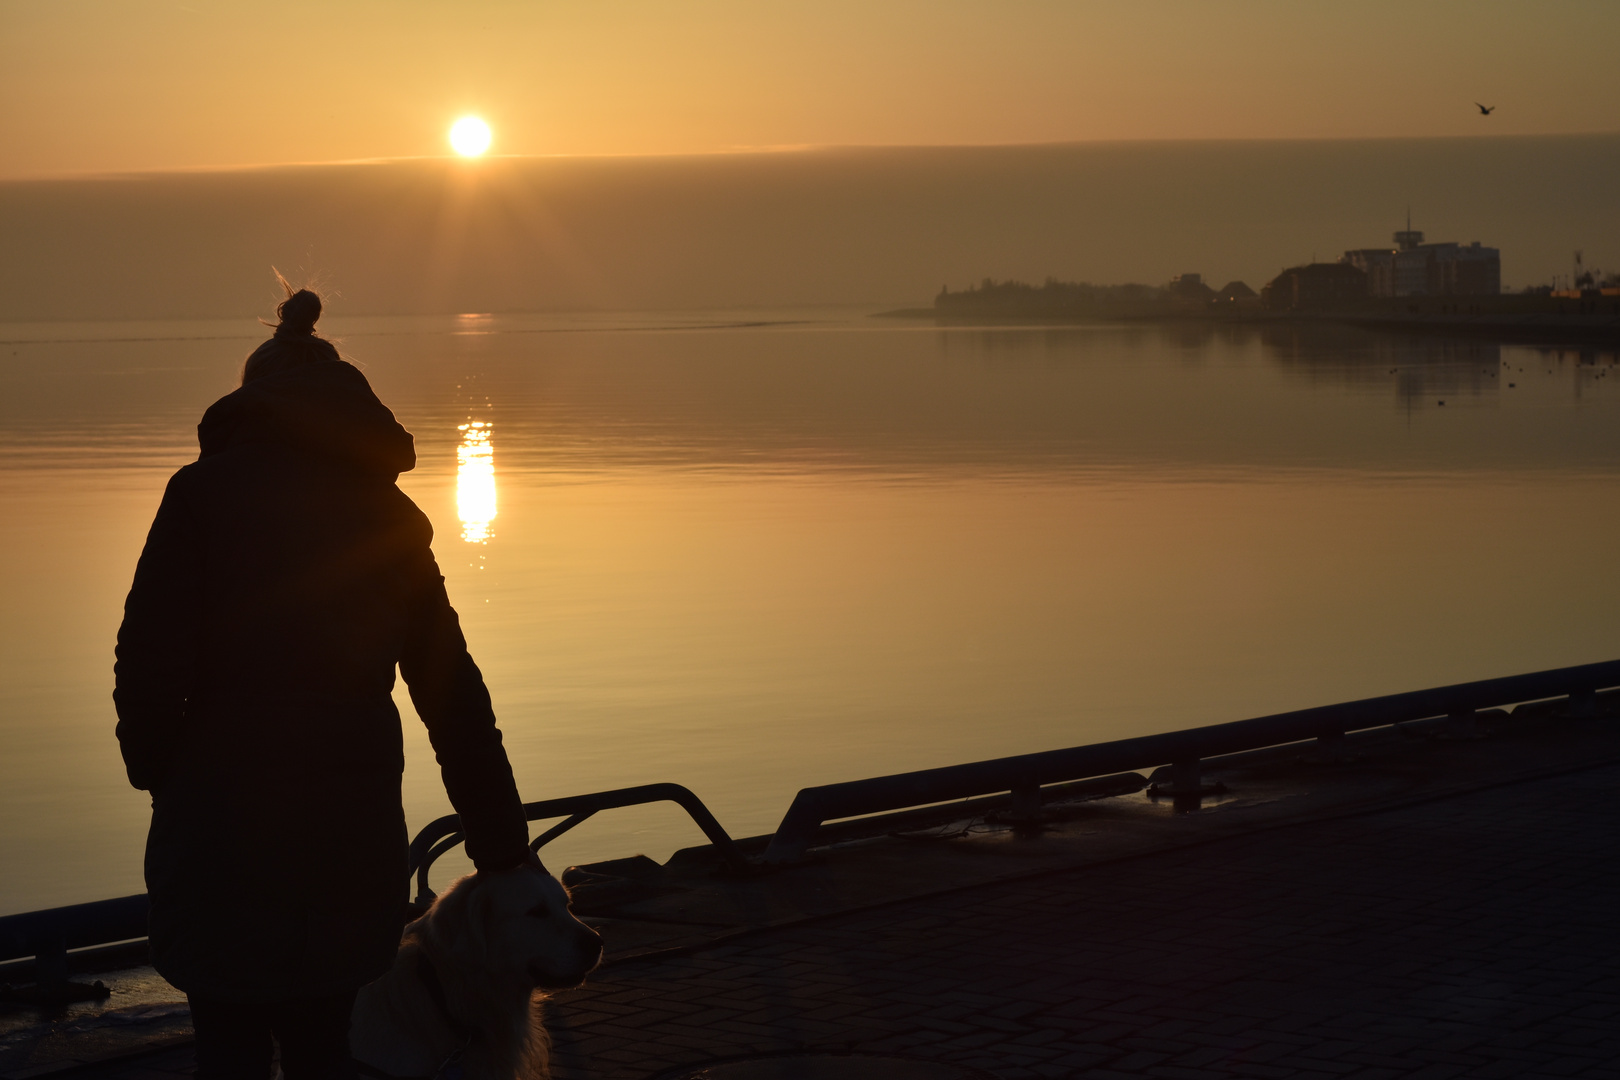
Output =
[{"x1": 3, "y1": 311, "x2": 1619, "y2": 913}]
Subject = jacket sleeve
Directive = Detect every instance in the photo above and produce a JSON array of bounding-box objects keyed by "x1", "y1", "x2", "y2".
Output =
[
  {"x1": 114, "y1": 470, "x2": 202, "y2": 792},
  {"x1": 399, "y1": 559, "x2": 530, "y2": 873}
]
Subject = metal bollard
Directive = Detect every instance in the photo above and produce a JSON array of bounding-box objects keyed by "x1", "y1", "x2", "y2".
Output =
[{"x1": 1148, "y1": 759, "x2": 1223, "y2": 799}]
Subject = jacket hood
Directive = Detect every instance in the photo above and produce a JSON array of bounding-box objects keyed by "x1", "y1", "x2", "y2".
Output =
[{"x1": 197, "y1": 361, "x2": 416, "y2": 477}]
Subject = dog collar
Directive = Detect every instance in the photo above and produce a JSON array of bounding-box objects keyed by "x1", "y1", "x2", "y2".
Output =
[{"x1": 415, "y1": 950, "x2": 475, "y2": 1043}]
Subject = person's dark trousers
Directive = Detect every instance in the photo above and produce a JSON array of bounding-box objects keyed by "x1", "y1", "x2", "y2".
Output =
[{"x1": 189, "y1": 991, "x2": 359, "y2": 1080}]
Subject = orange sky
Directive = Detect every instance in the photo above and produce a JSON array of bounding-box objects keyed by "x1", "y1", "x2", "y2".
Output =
[{"x1": 2, "y1": 0, "x2": 1617, "y2": 179}]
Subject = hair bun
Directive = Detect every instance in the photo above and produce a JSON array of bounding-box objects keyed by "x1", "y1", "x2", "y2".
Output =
[{"x1": 276, "y1": 289, "x2": 322, "y2": 336}]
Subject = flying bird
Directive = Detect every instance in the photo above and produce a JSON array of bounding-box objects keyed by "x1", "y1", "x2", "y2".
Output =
[{"x1": 1476, "y1": 102, "x2": 1495, "y2": 115}]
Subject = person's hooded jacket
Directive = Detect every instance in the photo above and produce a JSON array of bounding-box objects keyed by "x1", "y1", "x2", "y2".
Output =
[{"x1": 114, "y1": 352, "x2": 529, "y2": 1002}]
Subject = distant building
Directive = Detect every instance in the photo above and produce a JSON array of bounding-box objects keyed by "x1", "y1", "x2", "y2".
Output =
[
  {"x1": 1261, "y1": 263, "x2": 1367, "y2": 310},
  {"x1": 1342, "y1": 247, "x2": 1398, "y2": 296},
  {"x1": 1342, "y1": 223, "x2": 1500, "y2": 297},
  {"x1": 1168, "y1": 273, "x2": 1217, "y2": 302},
  {"x1": 1217, "y1": 280, "x2": 1258, "y2": 304}
]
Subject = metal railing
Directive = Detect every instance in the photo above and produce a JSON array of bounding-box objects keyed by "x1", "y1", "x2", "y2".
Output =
[
  {"x1": 409, "y1": 782, "x2": 749, "y2": 903},
  {"x1": 759, "y1": 658, "x2": 1620, "y2": 862},
  {"x1": 4, "y1": 658, "x2": 1617, "y2": 973},
  {"x1": 0, "y1": 895, "x2": 148, "y2": 982}
]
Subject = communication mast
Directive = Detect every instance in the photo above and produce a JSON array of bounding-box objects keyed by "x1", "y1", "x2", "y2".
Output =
[{"x1": 1394, "y1": 209, "x2": 1424, "y2": 252}]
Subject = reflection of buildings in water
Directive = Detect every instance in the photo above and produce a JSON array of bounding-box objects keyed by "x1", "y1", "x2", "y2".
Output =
[
  {"x1": 457, "y1": 421, "x2": 496, "y2": 543},
  {"x1": 1533, "y1": 344, "x2": 1620, "y2": 401},
  {"x1": 1540, "y1": 344, "x2": 1620, "y2": 368},
  {"x1": 1260, "y1": 324, "x2": 1503, "y2": 405},
  {"x1": 1379, "y1": 337, "x2": 1502, "y2": 404}
]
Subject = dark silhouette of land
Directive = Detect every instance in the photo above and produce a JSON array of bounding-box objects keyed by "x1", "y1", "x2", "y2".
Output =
[
  {"x1": 930, "y1": 278, "x2": 1173, "y2": 320},
  {"x1": 918, "y1": 273, "x2": 1620, "y2": 343}
]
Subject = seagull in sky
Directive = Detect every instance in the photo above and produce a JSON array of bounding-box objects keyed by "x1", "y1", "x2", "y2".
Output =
[{"x1": 1476, "y1": 102, "x2": 1495, "y2": 115}]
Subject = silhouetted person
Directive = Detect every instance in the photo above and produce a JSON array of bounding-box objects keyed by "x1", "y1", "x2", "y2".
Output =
[{"x1": 114, "y1": 280, "x2": 531, "y2": 1080}]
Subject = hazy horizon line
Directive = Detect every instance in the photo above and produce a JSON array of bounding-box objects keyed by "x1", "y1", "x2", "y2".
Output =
[{"x1": 8, "y1": 129, "x2": 1620, "y2": 185}]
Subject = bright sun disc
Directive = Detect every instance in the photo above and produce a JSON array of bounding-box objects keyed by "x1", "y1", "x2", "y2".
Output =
[{"x1": 449, "y1": 117, "x2": 492, "y2": 157}]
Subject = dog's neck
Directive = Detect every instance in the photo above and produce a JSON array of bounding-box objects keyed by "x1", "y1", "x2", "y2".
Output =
[
  {"x1": 415, "y1": 951, "x2": 475, "y2": 1043},
  {"x1": 351, "y1": 945, "x2": 472, "y2": 1079}
]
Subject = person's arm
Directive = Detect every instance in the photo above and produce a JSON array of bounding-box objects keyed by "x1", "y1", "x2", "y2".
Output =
[
  {"x1": 113, "y1": 471, "x2": 202, "y2": 792},
  {"x1": 399, "y1": 556, "x2": 530, "y2": 873}
]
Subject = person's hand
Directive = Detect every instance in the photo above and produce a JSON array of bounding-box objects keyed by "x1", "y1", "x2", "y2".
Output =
[{"x1": 478, "y1": 847, "x2": 547, "y2": 876}]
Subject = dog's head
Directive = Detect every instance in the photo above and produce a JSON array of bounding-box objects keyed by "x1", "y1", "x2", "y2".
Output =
[{"x1": 425, "y1": 863, "x2": 604, "y2": 993}]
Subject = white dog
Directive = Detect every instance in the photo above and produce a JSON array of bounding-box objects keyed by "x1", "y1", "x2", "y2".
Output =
[{"x1": 350, "y1": 865, "x2": 603, "y2": 1080}]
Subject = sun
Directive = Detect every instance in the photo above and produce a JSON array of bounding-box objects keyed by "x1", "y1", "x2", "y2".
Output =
[{"x1": 449, "y1": 117, "x2": 492, "y2": 157}]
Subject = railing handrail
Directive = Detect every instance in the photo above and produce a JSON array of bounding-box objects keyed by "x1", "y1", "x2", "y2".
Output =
[
  {"x1": 409, "y1": 781, "x2": 749, "y2": 902},
  {"x1": 759, "y1": 658, "x2": 1620, "y2": 862}
]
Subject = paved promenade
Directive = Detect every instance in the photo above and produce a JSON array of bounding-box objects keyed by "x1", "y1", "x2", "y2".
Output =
[
  {"x1": 71, "y1": 759, "x2": 1619, "y2": 1079},
  {"x1": 542, "y1": 761, "x2": 1619, "y2": 1078}
]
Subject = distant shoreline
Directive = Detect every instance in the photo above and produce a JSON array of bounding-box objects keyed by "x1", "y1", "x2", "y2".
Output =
[{"x1": 873, "y1": 306, "x2": 1620, "y2": 345}]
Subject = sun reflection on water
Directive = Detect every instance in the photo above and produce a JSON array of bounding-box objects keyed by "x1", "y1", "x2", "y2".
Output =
[{"x1": 457, "y1": 421, "x2": 496, "y2": 543}]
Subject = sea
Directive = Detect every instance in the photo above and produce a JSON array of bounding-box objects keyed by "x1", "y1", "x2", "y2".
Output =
[{"x1": 3, "y1": 309, "x2": 1620, "y2": 915}]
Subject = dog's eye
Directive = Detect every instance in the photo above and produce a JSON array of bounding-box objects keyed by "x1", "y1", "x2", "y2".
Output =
[{"x1": 527, "y1": 905, "x2": 552, "y2": 920}]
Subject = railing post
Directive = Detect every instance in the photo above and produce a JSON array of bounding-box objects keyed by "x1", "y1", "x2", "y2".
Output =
[
  {"x1": 11, "y1": 927, "x2": 108, "y2": 1004},
  {"x1": 1567, "y1": 689, "x2": 1599, "y2": 718},
  {"x1": 1007, "y1": 784, "x2": 1042, "y2": 832},
  {"x1": 1308, "y1": 730, "x2": 1350, "y2": 763},
  {"x1": 31, "y1": 931, "x2": 68, "y2": 987}
]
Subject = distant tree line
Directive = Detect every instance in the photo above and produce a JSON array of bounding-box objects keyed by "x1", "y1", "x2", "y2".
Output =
[{"x1": 935, "y1": 278, "x2": 1171, "y2": 318}]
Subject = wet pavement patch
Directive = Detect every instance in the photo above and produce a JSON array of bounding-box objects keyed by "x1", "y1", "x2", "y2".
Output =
[{"x1": 655, "y1": 1054, "x2": 996, "y2": 1080}]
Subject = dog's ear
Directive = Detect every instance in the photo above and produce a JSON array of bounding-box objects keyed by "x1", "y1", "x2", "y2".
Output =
[
  {"x1": 466, "y1": 875, "x2": 498, "y2": 963},
  {"x1": 419, "y1": 873, "x2": 477, "y2": 958}
]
